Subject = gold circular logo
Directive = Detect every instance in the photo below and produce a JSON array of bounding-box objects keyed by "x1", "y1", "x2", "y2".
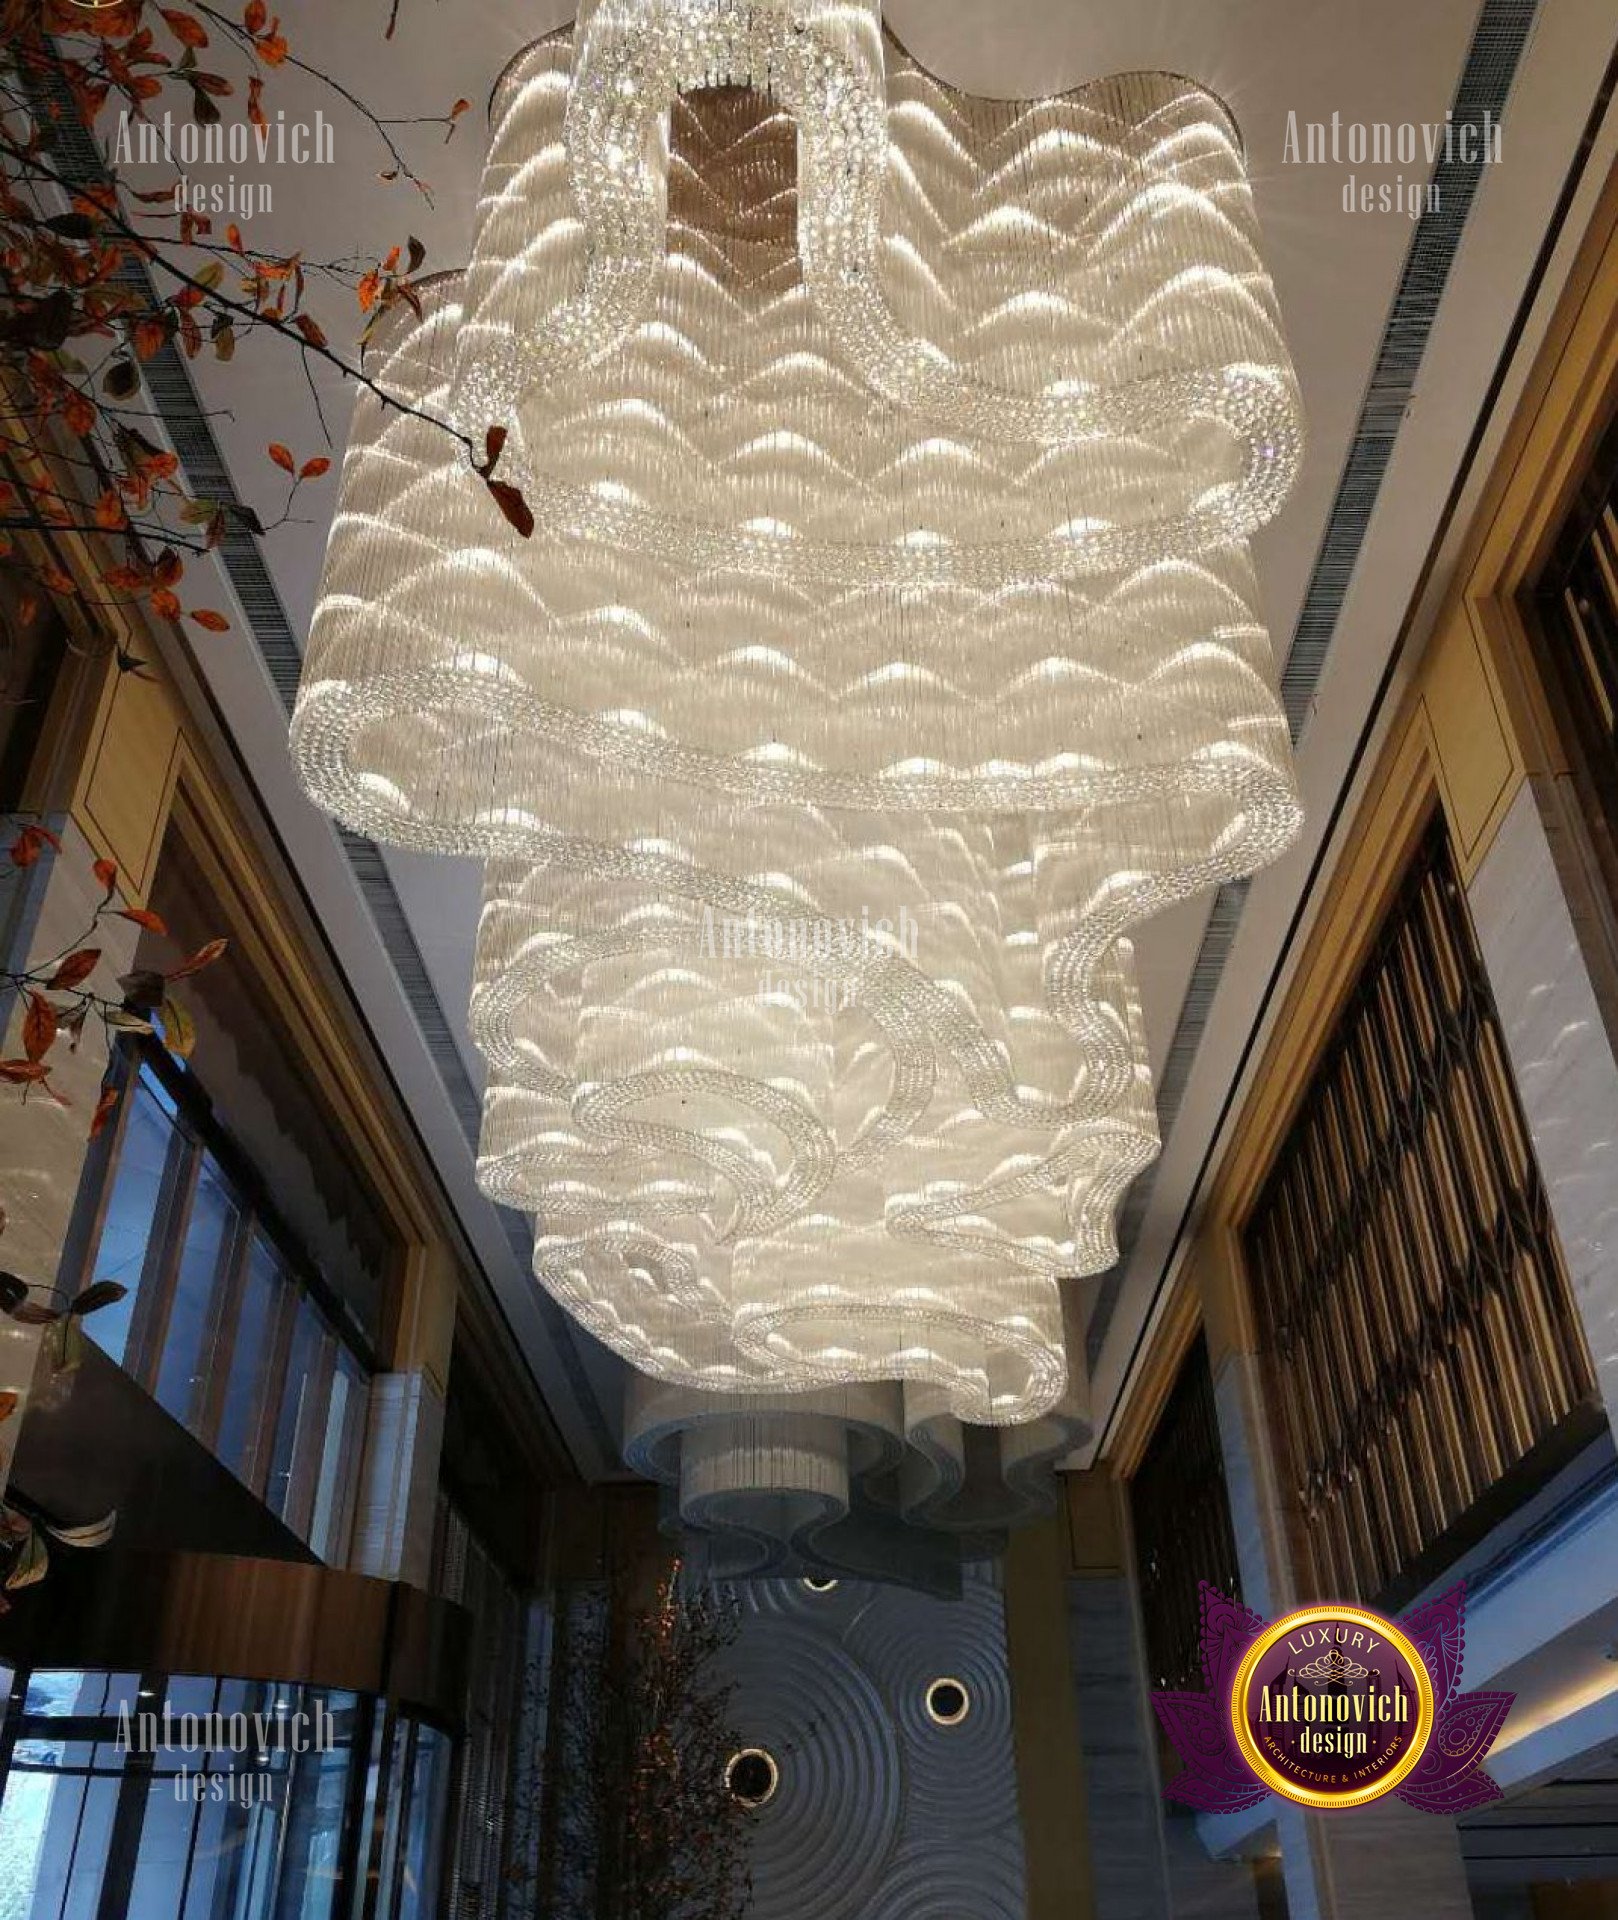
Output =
[{"x1": 1229, "y1": 1603, "x2": 1435, "y2": 1810}]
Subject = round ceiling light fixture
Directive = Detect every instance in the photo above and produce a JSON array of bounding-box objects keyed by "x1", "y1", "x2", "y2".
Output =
[
  {"x1": 725, "y1": 1747, "x2": 780, "y2": 1809},
  {"x1": 925, "y1": 1677, "x2": 971, "y2": 1727}
]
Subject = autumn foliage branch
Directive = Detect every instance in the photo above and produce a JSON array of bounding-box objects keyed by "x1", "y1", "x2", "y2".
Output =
[
  {"x1": 521, "y1": 1563, "x2": 754, "y2": 1919},
  {"x1": 0, "y1": 0, "x2": 529, "y2": 660},
  {"x1": 1, "y1": 813, "x2": 226, "y2": 1136}
]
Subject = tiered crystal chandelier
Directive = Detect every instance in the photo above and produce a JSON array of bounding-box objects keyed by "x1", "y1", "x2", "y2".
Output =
[{"x1": 292, "y1": 0, "x2": 1303, "y2": 1574}]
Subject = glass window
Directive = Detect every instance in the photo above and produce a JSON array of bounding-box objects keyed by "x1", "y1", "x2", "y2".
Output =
[
  {"x1": 82, "y1": 1078, "x2": 183, "y2": 1369},
  {"x1": 0, "y1": 1675, "x2": 370, "y2": 1920},
  {"x1": 182, "y1": 1783, "x2": 281, "y2": 1920},
  {"x1": 182, "y1": 1678, "x2": 289, "y2": 1920},
  {"x1": 376, "y1": 1721, "x2": 453, "y2": 1920},
  {"x1": 395, "y1": 1726, "x2": 452, "y2": 1920},
  {"x1": 142, "y1": 833, "x2": 392, "y2": 1349},
  {"x1": 266, "y1": 1301, "x2": 331, "y2": 1536},
  {"x1": 154, "y1": 1159, "x2": 243, "y2": 1432},
  {"x1": 309, "y1": 1349, "x2": 367, "y2": 1567},
  {"x1": 216, "y1": 1234, "x2": 285, "y2": 1491},
  {"x1": 265, "y1": 1704, "x2": 357, "y2": 1920},
  {"x1": 0, "y1": 1673, "x2": 142, "y2": 1920},
  {"x1": 125, "y1": 1778, "x2": 199, "y2": 1916},
  {"x1": 25, "y1": 1777, "x2": 120, "y2": 1920},
  {"x1": 72, "y1": 1060, "x2": 371, "y2": 1558}
]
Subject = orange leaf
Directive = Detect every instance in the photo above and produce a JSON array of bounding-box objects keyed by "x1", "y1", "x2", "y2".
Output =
[
  {"x1": 268, "y1": 441, "x2": 295, "y2": 474},
  {"x1": 21, "y1": 990, "x2": 56, "y2": 1067},
  {"x1": 486, "y1": 478, "x2": 535, "y2": 539},
  {"x1": 133, "y1": 316, "x2": 168, "y2": 360},
  {"x1": 247, "y1": 76, "x2": 265, "y2": 130},
  {"x1": 45, "y1": 949, "x2": 100, "y2": 992},
  {"x1": 93, "y1": 489, "x2": 125, "y2": 531},
  {"x1": 450, "y1": 98, "x2": 470, "y2": 117},
  {"x1": 160, "y1": 6, "x2": 208, "y2": 46},
  {"x1": 0, "y1": 1392, "x2": 17, "y2": 1425},
  {"x1": 8, "y1": 826, "x2": 56, "y2": 869},
  {"x1": 22, "y1": 994, "x2": 57, "y2": 1064},
  {"x1": 89, "y1": 1085, "x2": 121, "y2": 1140},
  {"x1": 117, "y1": 907, "x2": 168, "y2": 935},
  {"x1": 166, "y1": 936, "x2": 227, "y2": 980},
  {"x1": 299, "y1": 456, "x2": 330, "y2": 480},
  {"x1": 189, "y1": 609, "x2": 229, "y2": 632},
  {"x1": 0, "y1": 1061, "x2": 50, "y2": 1084},
  {"x1": 226, "y1": 223, "x2": 244, "y2": 251},
  {"x1": 93, "y1": 857, "x2": 118, "y2": 896},
  {"x1": 292, "y1": 314, "x2": 327, "y2": 351},
  {"x1": 150, "y1": 587, "x2": 182, "y2": 620},
  {"x1": 257, "y1": 32, "x2": 288, "y2": 64},
  {"x1": 243, "y1": 0, "x2": 266, "y2": 30},
  {"x1": 357, "y1": 271, "x2": 383, "y2": 313}
]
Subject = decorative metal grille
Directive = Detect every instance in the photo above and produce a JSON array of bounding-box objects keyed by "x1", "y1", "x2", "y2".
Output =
[
  {"x1": 1245, "y1": 817, "x2": 1597, "y2": 1605},
  {"x1": 1130, "y1": 1333, "x2": 1243, "y2": 1692}
]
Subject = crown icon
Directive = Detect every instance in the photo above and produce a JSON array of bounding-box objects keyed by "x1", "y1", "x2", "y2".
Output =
[{"x1": 1297, "y1": 1648, "x2": 1370, "y2": 1682}]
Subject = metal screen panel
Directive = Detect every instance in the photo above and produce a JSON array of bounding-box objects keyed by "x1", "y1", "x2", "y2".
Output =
[{"x1": 1245, "y1": 819, "x2": 1596, "y2": 1603}]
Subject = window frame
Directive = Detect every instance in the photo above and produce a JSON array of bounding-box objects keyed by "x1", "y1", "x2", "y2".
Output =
[
  {"x1": 1531, "y1": 403, "x2": 1618, "y2": 936},
  {"x1": 0, "y1": 1667, "x2": 386, "y2": 1920},
  {"x1": 58, "y1": 1040, "x2": 378, "y2": 1560}
]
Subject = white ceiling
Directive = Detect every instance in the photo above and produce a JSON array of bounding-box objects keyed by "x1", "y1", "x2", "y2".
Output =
[{"x1": 137, "y1": 0, "x2": 1618, "y2": 1472}]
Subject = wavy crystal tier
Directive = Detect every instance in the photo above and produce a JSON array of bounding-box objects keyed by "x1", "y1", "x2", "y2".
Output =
[
  {"x1": 292, "y1": 0, "x2": 1304, "y2": 1462},
  {"x1": 621, "y1": 1347, "x2": 1092, "y2": 1590},
  {"x1": 474, "y1": 846, "x2": 1161, "y2": 1423}
]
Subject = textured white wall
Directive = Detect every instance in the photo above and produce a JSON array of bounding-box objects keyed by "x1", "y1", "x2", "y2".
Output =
[{"x1": 712, "y1": 1569, "x2": 1028, "y2": 1919}]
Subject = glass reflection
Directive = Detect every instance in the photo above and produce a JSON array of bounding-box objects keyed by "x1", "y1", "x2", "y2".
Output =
[{"x1": 0, "y1": 1671, "x2": 445, "y2": 1920}]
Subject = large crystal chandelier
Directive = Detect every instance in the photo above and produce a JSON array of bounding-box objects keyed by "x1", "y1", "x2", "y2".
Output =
[{"x1": 291, "y1": 0, "x2": 1303, "y2": 1566}]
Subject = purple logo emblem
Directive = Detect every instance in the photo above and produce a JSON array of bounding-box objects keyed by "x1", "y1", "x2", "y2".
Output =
[{"x1": 1152, "y1": 1583, "x2": 1513, "y2": 1813}]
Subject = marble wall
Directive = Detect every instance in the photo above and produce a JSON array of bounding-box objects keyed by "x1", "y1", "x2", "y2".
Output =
[
  {"x1": 1069, "y1": 1571, "x2": 1175, "y2": 1920},
  {"x1": 349, "y1": 1367, "x2": 444, "y2": 1585}
]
